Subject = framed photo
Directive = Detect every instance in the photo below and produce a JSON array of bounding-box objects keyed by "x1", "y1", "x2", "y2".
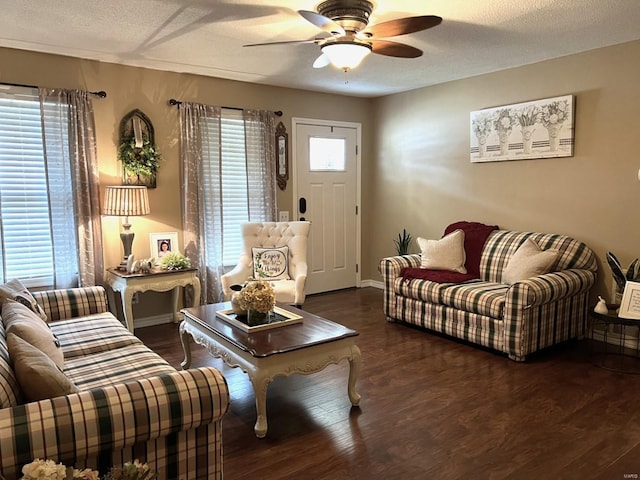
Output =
[
  {"x1": 618, "y1": 281, "x2": 640, "y2": 320},
  {"x1": 149, "y1": 232, "x2": 179, "y2": 259}
]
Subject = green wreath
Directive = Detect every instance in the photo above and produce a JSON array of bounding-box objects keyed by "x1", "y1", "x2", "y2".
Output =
[{"x1": 118, "y1": 136, "x2": 161, "y2": 177}]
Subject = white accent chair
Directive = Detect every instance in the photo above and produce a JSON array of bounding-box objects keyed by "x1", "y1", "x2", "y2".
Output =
[{"x1": 221, "y1": 221, "x2": 311, "y2": 306}]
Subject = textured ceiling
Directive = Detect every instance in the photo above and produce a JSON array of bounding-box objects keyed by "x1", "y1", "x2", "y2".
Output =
[{"x1": 2, "y1": 0, "x2": 640, "y2": 97}]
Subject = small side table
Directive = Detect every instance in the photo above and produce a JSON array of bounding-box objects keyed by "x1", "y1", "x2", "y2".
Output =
[
  {"x1": 589, "y1": 304, "x2": 640, "y2": 374},
  {"x1": 105, "y1": 267, "x2": 201, "y2": 333}
]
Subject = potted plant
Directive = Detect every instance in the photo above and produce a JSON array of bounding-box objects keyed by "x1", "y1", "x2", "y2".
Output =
[{"x1": 394, "y1": 229, "x2": 413, "y2": 255}]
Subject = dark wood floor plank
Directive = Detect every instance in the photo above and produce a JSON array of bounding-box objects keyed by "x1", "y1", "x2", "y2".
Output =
[{"x1": 136, "y1": 287, "x2": 640, "y2": 480}]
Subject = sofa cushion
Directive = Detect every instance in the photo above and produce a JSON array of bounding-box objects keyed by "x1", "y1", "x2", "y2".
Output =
[
  {"x1": 394, "y1": 276, "x2": 452, "y2": 304},
  {"x1": 2, "y1": 299, "x2": 64, "y2": 369},
  {"x1": 502, "y1": 238, "x2": 559, "y2": 284},
  {"x1": 0, "y1": 279, "x2": 47, "y2": 321},
  {"x1": 50, "y1": 313, "x2": 143, "y2": 360},
  {"x1": 0, "y1": 323, "x2": 23, "y2": 408},
  {"x1": 417, "y1": 229, "x2": 467, "y2": 273},
  {"x1": 7, "y1": 333, "x2": 78, "y2": 402},
  {"x1": 64, "y1": 343, "x2": 175, "y2": 390},
  {"x1": 252, "y1": 246, "x2": 290, "y2": 280},
  {"x1": 439, "y1": 281, "x2": 509, "y2": 318}
]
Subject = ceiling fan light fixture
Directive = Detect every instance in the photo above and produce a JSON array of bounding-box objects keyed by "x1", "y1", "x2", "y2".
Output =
[{"x1": 321, "y1": 42, "x2": 372, "y2": 71}]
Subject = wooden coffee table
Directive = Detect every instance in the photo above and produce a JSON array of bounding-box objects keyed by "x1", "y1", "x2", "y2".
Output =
[{"x1": 180, "y1": 302, "x2": 361, "y2": 438}]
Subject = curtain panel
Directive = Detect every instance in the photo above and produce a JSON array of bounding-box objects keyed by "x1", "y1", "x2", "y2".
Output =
[
  {"x1": 39, "y1": 88, "x2": 104, "y2": 287},
  {"x1": 178, "y1": 103, "x2": 277, "y2": 304}
]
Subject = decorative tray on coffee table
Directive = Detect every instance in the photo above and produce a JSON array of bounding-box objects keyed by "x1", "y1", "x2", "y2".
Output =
[{"x1": 216, "y1": 306, "x2": 303, "y2": 333}]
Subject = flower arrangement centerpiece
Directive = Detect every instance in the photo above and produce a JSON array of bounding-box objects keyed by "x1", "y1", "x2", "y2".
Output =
[
  {"x1": 20, "y1": 459, "x2": 156, "y2": 480},
  {"x1": 493, "y1": 108, "x2": 517, "y2": 155},
  {"x1": 159, "y1": 252, "x2": 191, "y2": 271},
  {"x1": 235, "y1": 280, "x2": 276, "y2": 325}
]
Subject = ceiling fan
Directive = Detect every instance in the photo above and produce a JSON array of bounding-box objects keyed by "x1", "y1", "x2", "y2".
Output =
[{"x1": 243, "y1": 0, "x2": 442, "y2": 71}]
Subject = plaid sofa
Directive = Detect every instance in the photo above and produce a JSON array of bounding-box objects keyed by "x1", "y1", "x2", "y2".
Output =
[
  {"x1": 379, "y1": 229, "x2": 597, "y2": 361},
  {"x1": 0, "y1": 286, "x2": 229, "y2": 480}
]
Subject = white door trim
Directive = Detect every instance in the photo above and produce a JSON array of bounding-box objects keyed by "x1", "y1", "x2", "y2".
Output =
[{"x1": 291, "y1": 117, "x2": 362, "y2": 289}]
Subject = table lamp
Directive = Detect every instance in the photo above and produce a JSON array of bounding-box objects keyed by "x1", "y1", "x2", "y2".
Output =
[{"x1": 103, "y1": 185, "x2": 150, "y2": 270}]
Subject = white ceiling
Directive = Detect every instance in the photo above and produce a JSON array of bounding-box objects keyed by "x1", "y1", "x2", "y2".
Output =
[{"x1": 2, "y1": 0, "x2": 640, "y2": 98}]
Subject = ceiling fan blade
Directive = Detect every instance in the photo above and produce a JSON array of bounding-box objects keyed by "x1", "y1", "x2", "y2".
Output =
[
  {"x1": 298, "y1": 10, "x2": 345, "y2": 35},
  {"x1": 370, "y1": 40, "x2": 423, "y2": 58},
  {"x1": 313, "y1": 53, "x2": 330, "y2": 69},
  {"x1": 243, "y1": 38, "x2": 322, "y2": 47},
  {"x1": 366, "y1": 15, "x2": 442, "y2": 38}
]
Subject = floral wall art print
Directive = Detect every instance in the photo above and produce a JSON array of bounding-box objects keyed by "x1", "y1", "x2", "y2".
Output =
[{"x1": 470, "y1": 94, "x2": 574, "y2": 163}]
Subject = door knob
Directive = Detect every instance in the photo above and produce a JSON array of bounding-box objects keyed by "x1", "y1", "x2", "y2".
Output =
[{"x1": 299, "y1": 197, "x2": 307, "y2": 214}]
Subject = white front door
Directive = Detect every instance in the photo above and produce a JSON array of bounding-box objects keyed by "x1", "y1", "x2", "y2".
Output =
[{"x1": 293, "y1": 119, "x2": 360, "y2": 295}]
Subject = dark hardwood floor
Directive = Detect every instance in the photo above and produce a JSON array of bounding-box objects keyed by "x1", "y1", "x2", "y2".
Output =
[{"x1": 136, "y1": 288, "x2": 640, "y2": 480}]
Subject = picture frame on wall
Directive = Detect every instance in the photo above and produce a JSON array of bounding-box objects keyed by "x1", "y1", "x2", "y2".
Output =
[
  {"x1": 149, "y1": 232, "x2": 179, "y2": 259},
  {"x1": 470, "y1": 94, "x2": 574, "y2": 163}
]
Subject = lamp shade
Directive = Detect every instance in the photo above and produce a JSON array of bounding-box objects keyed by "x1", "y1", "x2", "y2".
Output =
[
  {"x1": 321, "y1": 42, "x2": 372, "y2": 70},
  {"x1": 103, "y1": 186, "x2": 150, "y2": 217}
]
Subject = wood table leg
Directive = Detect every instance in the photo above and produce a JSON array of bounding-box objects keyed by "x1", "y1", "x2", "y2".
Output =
[
  {"x1": 348, "y1": 344, "x2": 362, "y2": 406},
  {"x1": 250, "y1": 374, "x2": 272, "y2": 438},
  {"x1": 180, "y1": 322, "x2": 192, "y2": 369}
]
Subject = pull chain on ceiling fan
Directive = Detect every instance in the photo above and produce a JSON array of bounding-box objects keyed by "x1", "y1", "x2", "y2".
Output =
[{"x1": 243, "y1": 0, "x2": 442, "y2": 71}]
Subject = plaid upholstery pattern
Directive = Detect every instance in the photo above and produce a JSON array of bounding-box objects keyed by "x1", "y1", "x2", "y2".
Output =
[
  {"x1": 51, "y1": 314, "x2": 141, "y2": 360},
  {"x1": 65, "y1": 343, "x2": 176, "y2": 390},
  {"x1": 0, "y1": 286, "x2": 230, "y2": 480},
  {"x1": 32, "y1": 286, "x2": 109, "y2": 323},
  {"x1": 0, "y1": 367, "x2": 229, "y2": 480},
  {"x1": 480, "y1": 230, "x2": 597, "y2": 283},
  {"x1": 379, "y1": 229, "x2": 597, "y2": 360},
  {"x1": 0, "y1": 322, "x2": 22, "y2": 408}
]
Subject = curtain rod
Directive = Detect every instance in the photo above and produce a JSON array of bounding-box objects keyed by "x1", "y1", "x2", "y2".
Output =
[
  {"x1": 0, "y1": 82, "x2": 107, "y2": 98},
  {"x1": 168, "y1": 98, "x2": 282, "y2": 117}
]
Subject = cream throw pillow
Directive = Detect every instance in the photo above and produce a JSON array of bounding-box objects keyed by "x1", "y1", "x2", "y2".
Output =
[
  {"x1": 0, "y1": 278, "x2": 47, "y2": 321},
  {"x1": 417, "y1": 229, "x2": 467, "y2": 273},
  {"x1": 503, "y1": 238, "x2": 559, "y2": 284},
  {"x1": 2, "y1": 299, "x2": 64, "y2": 369},
  {"x1": 7, "y1": 333, "x2": 78, "y2": 402},
  {"x1": 252, "y1": 246, "x2": 290, "y2": 280}
]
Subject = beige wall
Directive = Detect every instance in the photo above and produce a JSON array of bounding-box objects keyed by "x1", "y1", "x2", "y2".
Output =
[
  {"x1": 0, "y1": 46, "x2": 373, "y2": 317},
  {"x1": 4, "y1": 38, "x2": 640, "y2": 308},
  {"x1": 368, "y1": 39, "x2": 640, "y2": 299}
]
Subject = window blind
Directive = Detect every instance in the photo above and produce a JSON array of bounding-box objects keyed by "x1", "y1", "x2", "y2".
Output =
[
  {"x1": 0, "y1": 86, "x2": 58, "y2": 287},
  {"x1": 220, "y1": 109, "x2": 249, "y2": 266}
]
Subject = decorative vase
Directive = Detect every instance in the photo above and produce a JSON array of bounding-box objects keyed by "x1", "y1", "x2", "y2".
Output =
[
  {"x1": 594, "y1": 296, "x2": 609, "y2": 315},
  {"x1": 545, "y1": 122, "x2": 563, "y2": 152},
  {"x1": 231, "y1": 293, "x2": 246, "y2": 316},
  {"x1": 247, "y1": 309, "x2": 269, "y2": 326},
  {"x1": 497, "y1": 131, "x2": 511, "y2": 156},
  {"x1": 521, "y1": 125, "x2": 535, "y2": 154}
]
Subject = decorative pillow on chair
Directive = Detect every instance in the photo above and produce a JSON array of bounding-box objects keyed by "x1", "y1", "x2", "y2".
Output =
[
  {"x1": 502, "y1": 238, "x2": 559, "y2": 284},
  {"x1": 7, "y1": 333, "x2": 78, "y2": 402},
  {"x1": 2, "y1": 299, "x2": 64, "y2": 369},
  {"x1": 0, "y1": 278, "x2": 47, "y2": 321},
  {"x1": 252, "y1": 246, "x2": 290, "y2": 280},
  {"x1": 417, "y1": 229, "x2": 467, "y2": 273}
]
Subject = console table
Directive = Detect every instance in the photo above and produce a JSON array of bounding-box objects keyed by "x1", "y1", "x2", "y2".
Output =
[{"x1": 105, "y1": 267, "x2": 201, "y2": 332}]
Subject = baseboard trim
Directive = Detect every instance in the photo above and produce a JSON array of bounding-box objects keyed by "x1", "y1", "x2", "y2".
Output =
[
  {"x1": 360, "y1": 279, "x2": 383, "y2": 289},
  {"x1": 134, "y1": 313, "x2": 178, "y2": 329}
]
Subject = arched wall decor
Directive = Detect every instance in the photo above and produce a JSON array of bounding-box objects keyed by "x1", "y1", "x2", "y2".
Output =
[{"x1": 118, "y1": 109, "x2": 161, "y2": 188}]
